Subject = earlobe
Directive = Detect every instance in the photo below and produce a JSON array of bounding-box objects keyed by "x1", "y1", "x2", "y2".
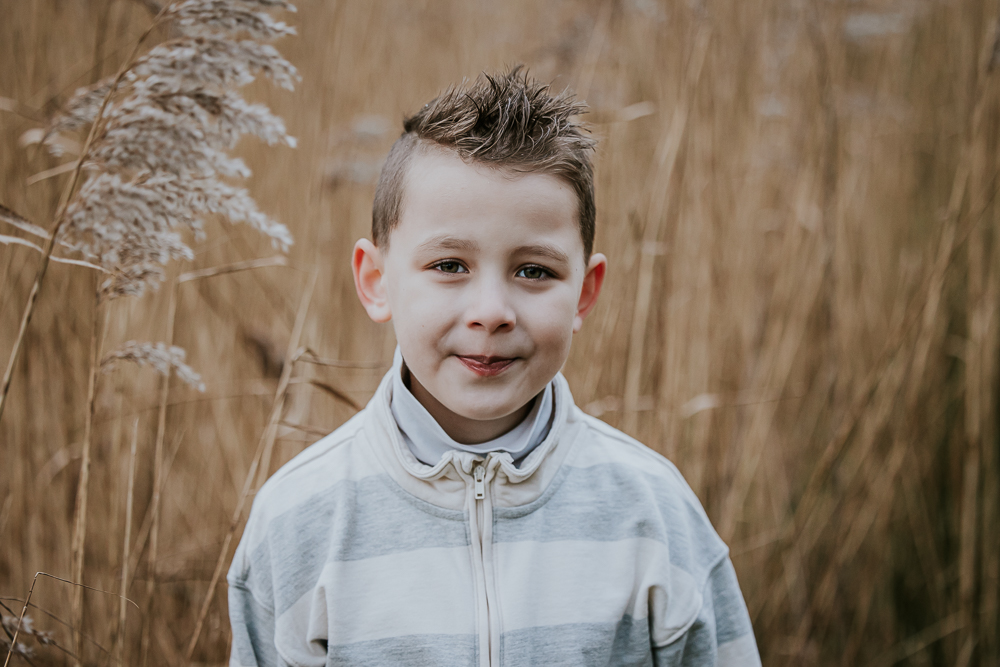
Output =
[
  {"x1": 352, "y1": 239, "x2": 392, "y2": 323},
  {"x1": 573, "y1": 253, "x2": 607, "y2": 333}
]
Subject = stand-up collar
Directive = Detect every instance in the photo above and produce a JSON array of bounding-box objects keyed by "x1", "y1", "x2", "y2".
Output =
[
  {"x1": 360, "y1": 360, "x2": 582, "y2": 511},
  {"x1": 389, "y1": 348, "x2": 554, "y2": 467}
]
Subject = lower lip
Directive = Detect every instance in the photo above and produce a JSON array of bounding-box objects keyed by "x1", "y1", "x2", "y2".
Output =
[{"x1": 456, "y1": 357, "x2": 516, "y2": 377}]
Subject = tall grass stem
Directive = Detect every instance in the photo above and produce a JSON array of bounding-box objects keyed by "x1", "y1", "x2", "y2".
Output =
[{"x1": 185, "y1": 269, "x2": 317, "y2": 661}]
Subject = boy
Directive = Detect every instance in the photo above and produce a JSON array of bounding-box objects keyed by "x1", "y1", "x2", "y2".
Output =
[{"x1": 228, "y1": 67, "x2": 761, "y2": 666}]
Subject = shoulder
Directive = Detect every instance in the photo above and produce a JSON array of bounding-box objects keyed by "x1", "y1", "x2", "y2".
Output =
[
  {"x1": 569, "y1": 408, "x2": 701, "y2": 501},
  {"x1": 255, "y1": 409, "x2": 371, "y2": 509},
  {"x1": 228, "y1": 409, "x2": 378, "y2": 580},
  {"x1": 559, "y1": 408, "x2": 730, "y2": 567}
]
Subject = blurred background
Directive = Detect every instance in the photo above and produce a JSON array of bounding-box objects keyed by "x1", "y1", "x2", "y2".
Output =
[{"x1": 1, "y1": 0, "x2": 998, "y2": 664}]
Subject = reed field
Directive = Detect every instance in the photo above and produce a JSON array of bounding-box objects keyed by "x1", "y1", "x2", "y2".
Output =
[{"x1": 1, "y1": 0, "x2": 998, "y2": 664}]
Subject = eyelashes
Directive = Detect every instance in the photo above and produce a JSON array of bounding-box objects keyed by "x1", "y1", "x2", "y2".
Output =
[
  {"x1": 431, "y1": 260, "x2": 468, "y2": 274},
  {"x1": 515, "y1": 265, "x2": 554, "y2": 280}
]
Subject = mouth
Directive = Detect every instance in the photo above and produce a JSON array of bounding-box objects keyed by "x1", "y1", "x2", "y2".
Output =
[{"x1": 455, "y1": 355, "x2": 517, "y2": 377}]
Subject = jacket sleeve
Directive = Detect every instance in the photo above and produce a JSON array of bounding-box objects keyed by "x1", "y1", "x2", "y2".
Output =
[
  {"x1": 652, "y1": 556, "x2": 762, "y2": 667},
  {"x1": 227, "y1": 505, "x2": 331, "y2": 667},
  {"x1": 228, "y1": 577, "x2": 285, "y2": 667}
]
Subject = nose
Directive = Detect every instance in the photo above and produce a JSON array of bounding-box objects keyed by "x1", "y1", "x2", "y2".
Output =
[{"x1": 465, "y1": 277, "x2": 516, "y2": 332}]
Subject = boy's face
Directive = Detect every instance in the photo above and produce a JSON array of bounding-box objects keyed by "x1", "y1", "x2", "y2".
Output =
[{"x1": 353, "y1": 148, "x2": 605, "y2": 442}]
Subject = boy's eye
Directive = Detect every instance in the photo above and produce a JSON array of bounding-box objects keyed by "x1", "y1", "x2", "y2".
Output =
[
  {"x1": 516, "y1": 265, "x2": 551, "y2": 280},
  {"x1": 433, "y1": 261, "x2": 467, "y2": 274}
]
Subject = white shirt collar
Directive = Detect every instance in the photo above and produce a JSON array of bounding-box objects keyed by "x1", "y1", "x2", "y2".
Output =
[{"x1": 389, "y1": 347, "x2": 554, "y2": 467}]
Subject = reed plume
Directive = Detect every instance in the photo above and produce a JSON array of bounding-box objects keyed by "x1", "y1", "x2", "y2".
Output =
[
  {"x1": 45, "y1": 1, "x2": 297, "y2": 299},
  {"x1": 0, "y1": 0, "x2": 298, "y2": 421}
]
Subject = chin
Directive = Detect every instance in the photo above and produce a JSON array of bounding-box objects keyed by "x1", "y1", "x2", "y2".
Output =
[{"x1": 447, "y1": 393, "x2": 524, "y2": 422}]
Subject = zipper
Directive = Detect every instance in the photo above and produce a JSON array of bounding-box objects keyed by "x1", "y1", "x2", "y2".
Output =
[
  {"x1": 470, "y1": 461, "x2": 498, "y2": 666},
  {"x1": 474, "y1": 463, "x2": 486, "y2": 499}
]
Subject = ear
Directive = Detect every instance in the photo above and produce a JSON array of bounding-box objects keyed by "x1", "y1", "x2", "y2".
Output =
[
  {"x1": 352, "y1": 238, "x2": 392, "y2": 323},
  {"x1": 573, "y1": 252, "x2": 607, "y2": 333}
]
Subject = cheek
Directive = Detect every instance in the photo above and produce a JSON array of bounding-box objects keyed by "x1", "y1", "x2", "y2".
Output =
[
  {"x1": 522, "y1": 290, "x2": 578, "y2": 351},
  {"x1": 390, "y1": 277, "x2": 460, "y2": 349},
  {"x1": 403, "y1": 274, "x2": 458, "y2": 307}
]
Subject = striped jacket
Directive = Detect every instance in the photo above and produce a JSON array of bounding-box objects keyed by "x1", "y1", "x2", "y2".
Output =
[{"x1": 227, "y1": 369, "x2": 761, "y2": 666}]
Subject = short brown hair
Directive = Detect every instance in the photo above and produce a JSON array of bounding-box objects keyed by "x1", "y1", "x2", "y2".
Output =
[{"x1": 371, "y1": 66, "x2": 597, "y2": 258}]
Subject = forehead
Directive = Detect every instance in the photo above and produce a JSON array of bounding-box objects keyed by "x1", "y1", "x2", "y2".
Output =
[{"x1": 391, "y1": 148, "x2": 583, "y2": 254}]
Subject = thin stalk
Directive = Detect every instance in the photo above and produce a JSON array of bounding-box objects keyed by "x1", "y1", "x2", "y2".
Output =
[
  {"x1": 0, "y1": 2, "x2": 171, "y2": 427},
  {"x1": 5, "y1": 572, "x2": 140, "y2": 667},
  {"x1": 114, "y1": 419, "x2": 139, "y2": 666},
  {"x1": 127, "y1": 429, "x2": 185, "y2": 581},
  {"x1": 296, "y1": 351, "x2": 385, "y2": 369},
  {"x1": 3, "y1": 574, "x2": 41, "y2": 667},
  {"x1": 69, "y1": 289, "x2": 107, "y2": 665},
  {"x1": 978, "y1": 193, "x2": 1000, "y2": 662},
  {"x1": 959, "y1": 144, "x2": 987, "y2": 663},
  {"x1": 139, "y1": 279, "x2": 177, "y2": 667},
  {"x1": 177, "y1": 255, "x2": 287, "y2": 283},
  {"x1": 185, "y1": 270, "x2": 317, "y2": 661}
]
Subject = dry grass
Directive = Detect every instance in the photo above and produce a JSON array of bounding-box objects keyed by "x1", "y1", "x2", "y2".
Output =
[{"x1": 1, "y1": 0, "x2": 998, "y2": 665}]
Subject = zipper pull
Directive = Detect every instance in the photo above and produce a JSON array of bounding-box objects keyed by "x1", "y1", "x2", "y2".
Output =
[{"x1": 474, "y1": 464, "x2": 486, "y2": 500}]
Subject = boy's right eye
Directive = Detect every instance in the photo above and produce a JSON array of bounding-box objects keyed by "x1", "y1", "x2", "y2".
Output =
[{"x1": 433, "y1": 260, "x2": 467, "y2": 274}]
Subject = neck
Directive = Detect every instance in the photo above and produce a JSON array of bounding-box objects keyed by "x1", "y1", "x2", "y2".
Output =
[{"x1": 408, "y1": 373, "x2": 534, "y2": 444}]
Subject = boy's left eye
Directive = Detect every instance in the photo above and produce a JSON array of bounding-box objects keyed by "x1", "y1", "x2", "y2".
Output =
[{"x1": 516, "y1": 265, "x2": 551, "y2": 280}]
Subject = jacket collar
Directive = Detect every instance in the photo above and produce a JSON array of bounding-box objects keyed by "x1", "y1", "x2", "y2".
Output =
[
  {"x1": 359, "y1": 365, "x2": 582, "y2": 511},
  {"x1": 390, "y1": 349, "x2": 555, "y2": 466}
]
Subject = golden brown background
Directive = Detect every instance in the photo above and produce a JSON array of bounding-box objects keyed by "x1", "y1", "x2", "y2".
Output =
[{"x1": 1, "y1": 0, "x2": 998, "y2": 664}]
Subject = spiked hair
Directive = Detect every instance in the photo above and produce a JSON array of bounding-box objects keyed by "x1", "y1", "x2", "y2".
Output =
[{"x1": 371, "y1": 66, "x2": 597, "y2": 258}]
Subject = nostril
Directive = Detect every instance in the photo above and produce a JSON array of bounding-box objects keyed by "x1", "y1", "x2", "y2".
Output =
[{"x1": 468, "y1": 316, "x2": 515, "y2": 332}]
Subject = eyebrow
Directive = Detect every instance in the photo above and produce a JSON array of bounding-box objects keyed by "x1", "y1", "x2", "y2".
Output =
[
  {"x1": 513, "y1": 244, "x2": 571, "y2": 266},
  {"x1": 416, "y1": 236, "x2": 480, "y2": 254}
]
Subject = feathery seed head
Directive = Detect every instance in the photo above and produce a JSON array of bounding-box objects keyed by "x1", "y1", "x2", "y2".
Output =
[
  {"x1": 169, "y1": 0, "x2": 297, "y2": 40},
  {"x1": 31, "y1": 0, "x2": 299, "y2": 391},
  {"x1": 101, "y1": 341, "x2": 206, "y2": 391},
  {"x1": 42, "y1": 0, "x2": 298, "y2": 298}
]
